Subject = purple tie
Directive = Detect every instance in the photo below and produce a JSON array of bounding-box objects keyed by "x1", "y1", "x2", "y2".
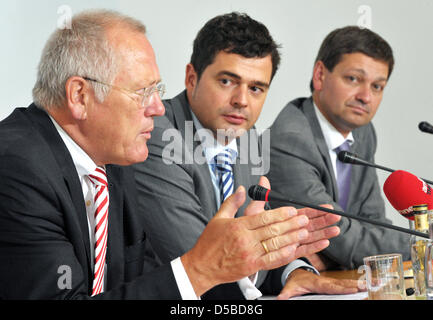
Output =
[{"x1": 335, "y1": 141, "x2": 351, "y2": 211}]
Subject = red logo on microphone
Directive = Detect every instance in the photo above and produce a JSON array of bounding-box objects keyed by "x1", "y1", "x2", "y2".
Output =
[{"x1": 418, "y1": 177, "x2": 432, "y2": 195}]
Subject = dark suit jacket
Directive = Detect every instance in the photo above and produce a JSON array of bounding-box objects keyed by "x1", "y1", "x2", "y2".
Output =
[
  {"x1": 133, "y1": 91, "x2": 286, "y2": 299},
  {"x1": 0, "y1": 104, "x2": 181, "y2": 299},
  {"x1": 267, "y1": 97, "x2": 410, "y2": 269}
]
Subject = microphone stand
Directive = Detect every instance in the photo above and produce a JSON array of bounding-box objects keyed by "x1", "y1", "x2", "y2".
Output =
[
  {"x1": 248, "y1": 185, "x2": 429, "y2": 239},
  {"x1": 339, "y1": 151, "x2": 433, "y2": 185},
  {"x1": 283, "y1": 197, "x2": 429, "y2": 238}
]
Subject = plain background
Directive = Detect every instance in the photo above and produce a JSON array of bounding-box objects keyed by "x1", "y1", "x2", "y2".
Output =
[{"x1": 1, "y1": 0, "x2": 432, "y2": 229}]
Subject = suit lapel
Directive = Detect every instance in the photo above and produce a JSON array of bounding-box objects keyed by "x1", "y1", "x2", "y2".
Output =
[
  {"x1": 25, "y1": 104, "x2": 93, "y2": 286},
  {"x1": 233, "y1": 160, "x2": 252, "y2": 217},
  {"x1": 170, "y1": 92, "x2": 218, "y2": 212},
  {"x1": 302, "y1": 98, "x2": 339, "y2": 201},
  {"x1": 346, "y1": 130, "x2": 362, "y2": 208},
  {"x1": 170, "y1": 91, "x2": 195, "y2": 154},
  {"x1": 105, "y1": 166, "x2": 124, "y2": 288},
  {"x1": 233, "y1": 130, "x2": 260, "y2": 217}
]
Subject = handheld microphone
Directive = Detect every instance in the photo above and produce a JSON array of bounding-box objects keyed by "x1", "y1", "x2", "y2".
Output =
[
  {"x1": 419, "y1": 121, "x2": 433, "y2": 134},
  {"x1": 383, "y1": 170, "x2": 433, "y2": 221},
  {"x1": 338, "y1": 151, "x2": 433, "y2": 185},
  {"x1": 248, "y1": 185, "x2": 429, "y2": 238}
]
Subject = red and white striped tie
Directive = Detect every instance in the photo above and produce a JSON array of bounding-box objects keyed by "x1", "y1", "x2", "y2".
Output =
[{"x1": 88, "y1": 166, "x2": 109, "y2": 296}]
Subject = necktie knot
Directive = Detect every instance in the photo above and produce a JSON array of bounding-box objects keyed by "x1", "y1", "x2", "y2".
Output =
[
  {"x1": 214, "y1": 149, "x2": 236, "y2": 173},
  {"x1": 88, "y1": 167, "x2": 108, "y2": 188},
  {"x1": 213, "y1": 149, "x2": 236, "y2": 203},
  {"x1": 334, "y1": 140, "x2": 351, "y2": 154}
]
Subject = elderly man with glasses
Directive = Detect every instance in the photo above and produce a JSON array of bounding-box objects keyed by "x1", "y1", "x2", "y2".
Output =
[{"x1": 0, "y1": 9, "x2": 343, "y2": 300}]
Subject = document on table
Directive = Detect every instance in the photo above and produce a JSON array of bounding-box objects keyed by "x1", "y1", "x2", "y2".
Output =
[
  {"x1": 288, "y1": 292, "x2": 368, "y2": 300},
  {"x1": 259, "y1": 292, "x2": 368, "y2": 300}
]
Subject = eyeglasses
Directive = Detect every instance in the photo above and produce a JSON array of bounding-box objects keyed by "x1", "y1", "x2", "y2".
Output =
[{"x1": 83, "y1": 77, "x2": 166, "y2": 107}]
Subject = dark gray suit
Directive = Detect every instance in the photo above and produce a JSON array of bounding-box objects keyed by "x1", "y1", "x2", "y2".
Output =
[
  {"x1": 267, "y1": 97, "x2": 410, "y2": 269},
  {"x1": 133, "y1": 91, "x2": 288, "y2": 299},
  {"x1": 0, "y1": 104, "x2": 181, "y2": 299}
]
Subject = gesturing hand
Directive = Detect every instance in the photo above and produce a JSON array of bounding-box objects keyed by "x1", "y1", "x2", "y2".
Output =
[{"x1": 181, "y1": 185, "x2": 312, "y2": 297}]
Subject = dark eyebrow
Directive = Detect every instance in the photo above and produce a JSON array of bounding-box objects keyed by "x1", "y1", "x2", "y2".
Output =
[
  {"x1": 374, "y1": 77, "x2": 388, "y2": 83},
  {"x1": 349, "y1": 69, "x2": 388, "y2": 82},
  {"x1": 217, "y1": 70, "x2": 270, "y2": 89}
]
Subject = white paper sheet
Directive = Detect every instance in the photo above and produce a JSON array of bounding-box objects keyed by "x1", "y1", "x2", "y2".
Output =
[{"x1": 288, "y1": 291, "x2": 368, "y2": 300}]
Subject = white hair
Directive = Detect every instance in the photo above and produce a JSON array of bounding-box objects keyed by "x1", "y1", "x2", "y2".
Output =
[{"x1": 32, "y1": 9, "x2": 147, "y2": 110}]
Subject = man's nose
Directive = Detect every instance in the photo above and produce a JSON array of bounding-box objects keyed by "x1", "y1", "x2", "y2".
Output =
[
  {"x1": 145, "y1": 92, "x2": 165, "y2": 117},
  {"x1": 355, "y1": 84, "x2": 372, "y2": 105},
  {"x1": 230, "y1": 85, "x2": 248, "y2": 109}
]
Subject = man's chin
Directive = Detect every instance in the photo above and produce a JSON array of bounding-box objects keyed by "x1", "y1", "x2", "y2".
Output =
[
  {"x1": 215, "y1": 125, "x2": 248, "y2": 139},
  {"x1": 120, "y1": 149, "x2": 149, "y2": 166}
]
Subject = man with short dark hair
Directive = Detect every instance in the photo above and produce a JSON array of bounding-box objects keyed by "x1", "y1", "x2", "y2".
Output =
[
  {"x1": 133, "y1": 13, "x2": 361, "y2": 299},
  {"x1": 267, "y1": 26, "x2": 410, "y2": 271}
]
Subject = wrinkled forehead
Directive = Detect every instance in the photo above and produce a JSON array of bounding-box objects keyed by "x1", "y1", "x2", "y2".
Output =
[{"x1": 107, "y1": 27, "x2": 160, "y2": 86}]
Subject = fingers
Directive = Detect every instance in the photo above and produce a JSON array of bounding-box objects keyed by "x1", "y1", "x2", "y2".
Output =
[
  {"x1": 301, "y1": 225, "x2": 340, "y2": 244},
  {"x1": 293, "y1": 239, "x2": 331, "y2": 259},
  {"x1": 247, "y1": 208, "x2": 311, "y2": 257},
  {"x1": 256, "y1": 223, "x2": 338, "y2": 271},
  {"x1": 304, "y1": 213, "x2": 340, "y2": 233},
  {"x1": 298, "y1": 205, "x2": 341, "y2": 226},
  {"x1": 244, "y1": 176, "x2": 270, "y2": 217},
  {"x1": 260, "y1": 227, "x2": 309, "y2": 253},
  {"x1": 256, "y1": 244, "x2": 298, "y2": 271},
  {"x1": 256, "y1": 215, "x2": 309, "y2": 245},
  {"x1": 243, "y1": 206, "x2": 298, "y2": 230},
  {"x1": 254, "y1": 223, "x2": 313, "y2": 270},
  {"x1": 312, "y1": 278, "x2": 361, "y2": 295},
  {"x1": 277, "y1": 269, "x2": 361, "y2": 300}
]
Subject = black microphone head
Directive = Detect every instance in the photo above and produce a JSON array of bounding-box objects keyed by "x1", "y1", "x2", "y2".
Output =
[
  {"x1": 337, "y1": 150, "x2": 357, "y2": 164},
  {"x1": 248, "y1": 185, "x2": 268, "y2": 201},
  {"x1": 419, "y1": 121, "x2": 433, "y2": 134}
]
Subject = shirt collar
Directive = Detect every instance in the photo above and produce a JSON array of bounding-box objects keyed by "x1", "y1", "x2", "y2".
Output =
[
  {"x1": 191, "y1": 111, "x2": 238, "y2": 164},
  {"x1": 313, "y1": 101, "x2": 354, "y2": 151},
  {"x1": 48, "y1": 115, "x2": 98, "y2": 177}
]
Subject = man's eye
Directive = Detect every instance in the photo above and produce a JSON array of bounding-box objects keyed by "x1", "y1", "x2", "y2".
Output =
[
  {"x1": 250, "y1": 86, "x2": 264, "y2": 94},
  {"x1": 372, "y1": 83, "x2": 384, "y2": 92},
  {"x1": 135, "y1": 88, "x2": 146, "y2": 95},
  {"x1": 220, "y1": 78, "x2": 232, "y2": 86}
]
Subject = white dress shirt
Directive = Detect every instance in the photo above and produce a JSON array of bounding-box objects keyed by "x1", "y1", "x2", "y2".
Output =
[
  {"x1": 192, "y1": 112, "x2": 318, "y2": 299},
  {"x1": 192, "y1": 112, "x2": 262, "y2": 300},
  {"x1": 49, "y1": 116, "x2": 197, "y2": 299},
  {"x1": 313, "y1": 103, "x2": 354, "y2": 180}
]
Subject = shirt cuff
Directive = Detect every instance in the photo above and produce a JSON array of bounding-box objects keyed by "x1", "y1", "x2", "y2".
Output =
[
  {"x1": 281, "y1": 259, "x2": 319, "y2": 286},
  {"x1": 237, "y1": 276, "x2": 262, "y2": 300},
  {"x1": 171, "y1": 257, "x2": 200, "y2": 300}
]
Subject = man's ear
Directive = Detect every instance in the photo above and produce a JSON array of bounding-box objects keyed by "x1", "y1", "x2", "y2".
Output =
[
  {"x1": 185, "y1": 63, "x2": 198, "y2": 93},
  {"x1": 65, "y1": 76, "x2": 91, "y2": 120},
  {"x1": 312, "y1": 60, "x2": 327, "y2": 92}
]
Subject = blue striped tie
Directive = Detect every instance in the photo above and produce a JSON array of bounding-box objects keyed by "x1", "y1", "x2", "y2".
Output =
[{"x1": 214, "y1": 149, "x2": 236, "y2": 203}]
